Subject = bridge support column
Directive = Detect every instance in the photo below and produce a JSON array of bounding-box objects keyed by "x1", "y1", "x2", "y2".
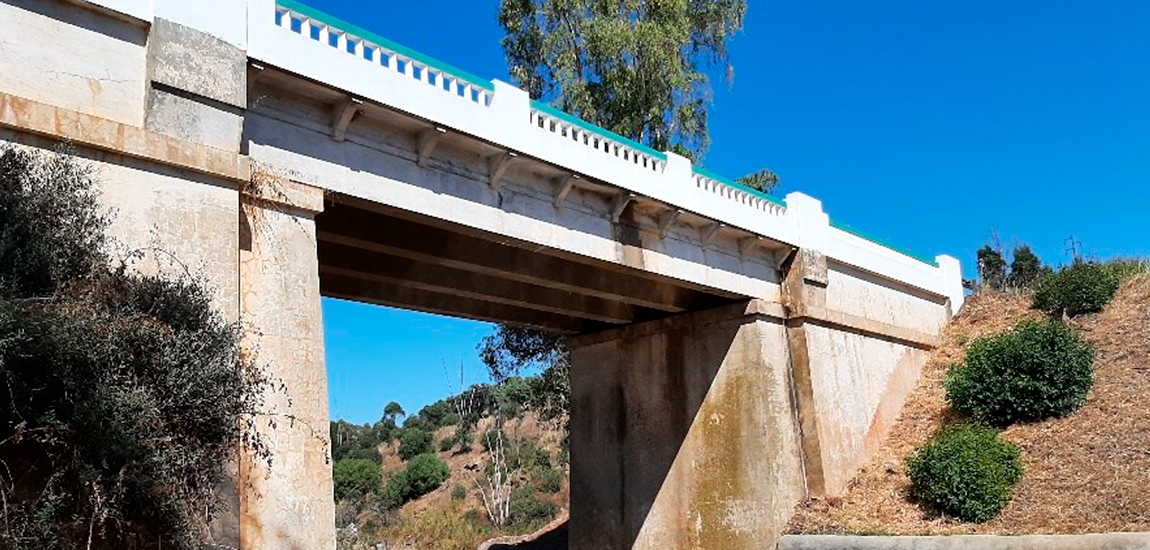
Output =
[
  {"x1": 239, "y1": 180, "x2": 336, "y2": 550},
  {"x1": 568, "y1": 300, "x2": 807, "y2": 550}
]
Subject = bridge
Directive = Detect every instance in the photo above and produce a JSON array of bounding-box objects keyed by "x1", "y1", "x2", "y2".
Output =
[{"x1": 0, "y1": 0, "x2": 963, "y2": 548}]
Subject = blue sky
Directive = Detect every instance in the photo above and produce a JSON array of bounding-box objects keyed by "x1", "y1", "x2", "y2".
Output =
[{"x1": 318, "y1": 0, "x2": 1150, "y2": 424}]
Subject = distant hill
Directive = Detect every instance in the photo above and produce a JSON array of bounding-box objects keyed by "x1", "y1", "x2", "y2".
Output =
[{"x1": 331, "y1": 376, "x2": 569, "y2": 550}]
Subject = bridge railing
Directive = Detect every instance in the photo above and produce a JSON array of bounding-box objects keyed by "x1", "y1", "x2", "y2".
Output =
[
  {"x1": 273, "y1": 0, "x2": 494, "y2": 108},
  {"x1": 693, "y1": 167, "x2": 787, "y2": 216},
  {"x1": 248, "y1": 0, "x2": 961, "y2": 306},
  {"x1": 529, "y1": 101, "x2": 667, "y2": 174}
]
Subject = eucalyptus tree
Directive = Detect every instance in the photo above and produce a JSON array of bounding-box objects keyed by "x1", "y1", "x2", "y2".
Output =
[{"x1": 498, "y1": 0, "x2": 750, "y2": 163}]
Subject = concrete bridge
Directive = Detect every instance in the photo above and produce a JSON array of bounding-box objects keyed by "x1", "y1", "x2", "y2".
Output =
[{"x1": 0, "y1": 0, "x2": 964, "y2": 548}]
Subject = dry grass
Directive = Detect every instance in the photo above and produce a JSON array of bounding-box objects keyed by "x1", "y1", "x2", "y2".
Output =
[{"x1": 789, "y1": 276, "x2": 1150, "y2": 535}]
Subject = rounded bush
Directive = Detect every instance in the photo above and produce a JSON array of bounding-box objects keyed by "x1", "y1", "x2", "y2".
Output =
[
  {"x1": 333, "y1": 458, "x2": 383, "y2": 501},
  {"x1": 383, "y1": 453, "x2": 450, "y2": 508},
  {"x1": 398, "y1": 428, "x2": 433, "y2": 461},
  {"x1": 1032, "y1": 260, "x2": 1144, "y2": 317},
  {"x1": 906, "y1": 424, "x2": 1022, "y2": 523},
  {"x1": 945, "y1": 318, "x2": 1094, "y2": 427}
]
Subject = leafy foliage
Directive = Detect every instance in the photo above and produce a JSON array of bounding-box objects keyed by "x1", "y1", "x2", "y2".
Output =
[
  {"x1": 384, "y1": 401, "x2": 405, "y2": 419},
  {"x1": 0, "y1": 146, "x2": 268, "y2": 549},
  {"x1": 398, "y1": 428, "x2": 434, "y2": 461},
  {"x1": 945, "y1": 318, "x2": 1095, "y2": 427},
  {"x1": 735, "y1": 168, "x2": 780, "y2": 194},
  {"x1": 506, "y1": 486, "x2": 558, "y2": 532},
  {"x1": 1032, "y1": 259, "x2": 1146, "y2": 318},
  {"x1": 333, "y1": 459, "x2": 383, "y2": 501},
  {"x1": 331, "y1": 419, "x2": 391, "y2": 462},
  {"x1": 0, "y1": 145, "x2": 108, "y2": 297},
  {"x1": 498, "y1": 0, "x2": 747, "y2": 160},
  {"x1": 1006, "y1": 246, "x2": 1048, "y2": 289},
  {"x1": 383, "y1": 453, "x2": 450, "y2": 508},
  {"x1": 976, "y1": 245, "x2": 1007, "y2": 291},
  {"x1": 906, "y1": 424, "x2": 1022, "y2": 523}
]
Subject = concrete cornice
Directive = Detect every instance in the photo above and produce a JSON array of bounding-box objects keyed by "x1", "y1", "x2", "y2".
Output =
[
  {"x1": 790, "y1": 304, "x2": 939, "y2": 350},
  {"x1": 568, "y1": 298, "x2": 936, "y2": 350},
  {"x1": 0, "y1": 91, "x2": 250, "y2": 183}
]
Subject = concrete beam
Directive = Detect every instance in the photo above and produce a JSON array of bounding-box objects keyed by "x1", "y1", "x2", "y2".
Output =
[
  {"x1": 318, "y1": 242, "x2": 638, "y2": 324},
  {"x1": 416, "y1": 126, "x2": 446, "y2": 167},
  {"x1": 738, "y1": 236, "x2": 763, "y2": 257},
  {"x1": 658, "y1": 209, "x2": 683, "y2": 238},
  {"x1": 330, "y1": 97, "x2": 362, "y2": 142},
  {"x1": 316, "y1": 207, "x2": 715, "y2": 313},
  {"x1": 488, "y1": 151, "x2": 519, "y2": 190},
  {"x1": 610, "y1": 193, "x2": 635, "y2": 223},
  {"x1": 553, "y1": 173, "x2": 579, "y2": 208},
  {"x1": 702, "y1": 222, "x2": 724, "y2": 245},
  {"x1": 320, "y1": 272, "x2": 589, "y2": 333}
]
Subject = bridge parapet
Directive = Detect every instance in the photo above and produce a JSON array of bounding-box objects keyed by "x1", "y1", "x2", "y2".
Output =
[{"x1": 247, "y1": 0, "x2": 961, "y2": 310}]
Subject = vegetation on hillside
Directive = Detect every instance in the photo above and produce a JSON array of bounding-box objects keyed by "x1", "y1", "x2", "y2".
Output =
[
  {"x1": 331, "y1": 350, "x2": 571, "y2": 550},
  {"x1": 0, "y1": 146, "x2": 269, "y2": 549},
  {"x1": 791, "y1": 244, "x2": 1150, "y2": 534}
]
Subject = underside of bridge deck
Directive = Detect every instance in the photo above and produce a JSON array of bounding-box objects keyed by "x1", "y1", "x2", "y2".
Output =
[{"x1": 316, "y1": 195, "x2": 739, "y2": 333}]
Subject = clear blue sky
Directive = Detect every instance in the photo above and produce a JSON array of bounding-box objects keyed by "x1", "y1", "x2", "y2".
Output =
[{"x1": 319, "y1": 0, "x2": 1150, "y2": 424}]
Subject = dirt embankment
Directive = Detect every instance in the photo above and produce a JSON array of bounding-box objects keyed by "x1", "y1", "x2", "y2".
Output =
[{"x1": 789, "y1": 276, "x2": 1150, "y2": 535}]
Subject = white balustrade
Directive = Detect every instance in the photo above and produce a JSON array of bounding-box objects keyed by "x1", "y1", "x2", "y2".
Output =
[{"x1": 274, "y1": 5, "x2": 493, "y2": 107}]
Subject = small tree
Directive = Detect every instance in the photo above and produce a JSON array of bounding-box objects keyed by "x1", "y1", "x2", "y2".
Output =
[
  {"x1": 736, "y1": 168, "x2": 780, "y2": 194},
  {"x1": 333, "y1": 459, "x2": 383, "y2": 501},
  {"x1": 1007, "y1": 246, "x2": 1047, "y2": 289},
  {"x1": 384, "y1": 401, "x2": 405, "y2": 421},
  {"x1": 977, "y1": 245, "x2": 1007, "y2": 291},
  {"x1": 398, "y1": 428, "x2": 433, "y2": 461},
  {"x1": 382, "y1": 453, "x2": 450, "y2": 508}
]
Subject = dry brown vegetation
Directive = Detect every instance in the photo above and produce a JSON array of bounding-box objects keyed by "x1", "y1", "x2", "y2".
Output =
[{"x1": 789, "y1": 276, "x2": 1150, "y2": 535}]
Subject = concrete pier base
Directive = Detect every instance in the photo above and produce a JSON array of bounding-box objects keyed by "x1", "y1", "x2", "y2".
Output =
[{"x1": 569, "y1": 300, "x2": 807, "y2": 550}]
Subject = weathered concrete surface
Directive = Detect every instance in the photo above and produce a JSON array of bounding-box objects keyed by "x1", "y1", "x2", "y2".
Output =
[
  {"x1": 569, "y1": 300, "x2": 806, "y2": 550},
  {"x1": 784, "y1": 250, "x2": 948, "y2": 497},
  {"x1": 777, "y1": 533, "x2": 1150, "y2": 550},
  {"x1": 239, "y1": 181, "x2": 336, "y2": 550},
  {"x1": 145, "y1": 86, "x2": 244, "y2": 151},
  {"x1": 0, "y1": 91, "x2": 250, "y2": 181},
  {"x1": 148, "y1": 18, "x2": 248, "y2": 108},
  {"x1": 0, "y1": 0, "x2": 147, "y2": 126}
]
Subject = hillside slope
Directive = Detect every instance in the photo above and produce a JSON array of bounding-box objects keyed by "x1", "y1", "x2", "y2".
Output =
[
  {"x1": 365, "y1": 413, "x2": 569, "y2": 550},
  {"x1": 790, "y1": 275, "x2": 1150, "y2": 535}
]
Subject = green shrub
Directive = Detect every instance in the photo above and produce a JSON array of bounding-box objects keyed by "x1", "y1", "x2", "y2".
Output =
[
  {"x1": 398, "y1": 428, "x2": 433, "y2": 461},
  {"x1": 906, "y1": 424, "x2": 1022, "y2": 523},
  {"x1": 535, "y1": 467, "x2": 564, "y2": 494},
  {"x1": 439, "y1": 434, "x2": 457, "y2": 452},
  {"x1": 383, "y1": 453, "x2": 450, "y2": 508},
  {"x1": 451, "y1": 484, "x2": 467, "y2": 501},
  {"x1": 1032, "y1": 260, "x2": 1146, "y2": 317},
  {"x1": 507, "y1": 486, "x2": 557, "y2": 531},
  {"x1": 0, "y1": 146, "x2": 270, "y2": 549},
  {"x1": 333, "y1": 459, "x2": 383, "y2": 501},
  {"x1": 945, "y1": 318, "x2": 1094, "y2": 427}
]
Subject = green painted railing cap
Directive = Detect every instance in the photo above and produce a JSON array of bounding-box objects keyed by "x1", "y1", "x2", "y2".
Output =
[
  {"x1": 830, "y1": 219, "x2": 939, "y2": 267},
  {"x1": 692, "y1": 166, "x2": 787, "y2": 207},
  {"x1": 530, "y1": 101, "x2": 668, "y2": 161},
  {"x1": 277, "y1": 0, "x2": 494, "y2": 91}
]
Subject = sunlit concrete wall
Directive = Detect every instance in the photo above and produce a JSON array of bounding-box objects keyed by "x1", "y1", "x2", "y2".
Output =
[{"x1": 569, "y1": 300, "x2": 807, "y2": 550}]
